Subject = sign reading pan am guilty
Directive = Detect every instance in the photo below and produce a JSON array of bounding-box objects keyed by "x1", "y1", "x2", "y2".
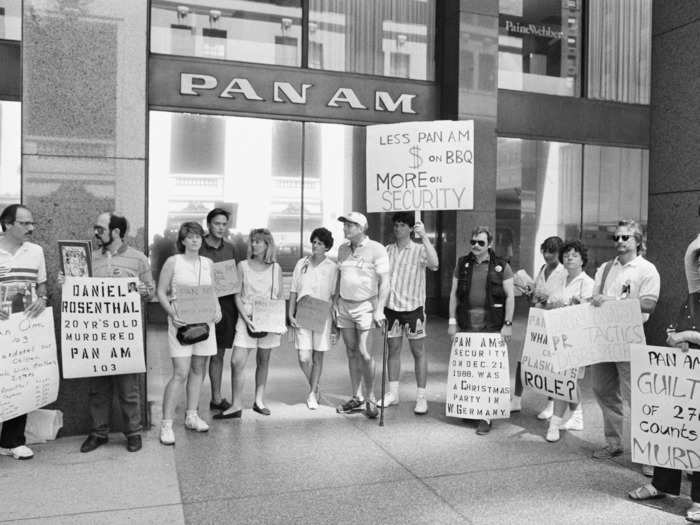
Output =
[{"x1": 366, "y1": 120, "x2": 474, "y2": 212}]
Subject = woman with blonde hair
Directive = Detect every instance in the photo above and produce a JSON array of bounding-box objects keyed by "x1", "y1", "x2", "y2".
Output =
[{"x1": 215, "y1": 228, "x2": 284, "y2": 419}]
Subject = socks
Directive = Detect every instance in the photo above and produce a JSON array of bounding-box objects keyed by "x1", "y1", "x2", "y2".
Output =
[
  {"x1": 416, "y1": 387, "x2": 426, "y2": 399},
  {"x1": 389, "y1": 381, "x2": 400, "y2": 399}
]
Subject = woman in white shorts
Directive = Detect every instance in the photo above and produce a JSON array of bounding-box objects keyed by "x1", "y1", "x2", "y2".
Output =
[
  {"x1": 288, "y1": 228, "x2": 338, "y2": 409},
  {"x1": 157, "y1": 222, "x2": 221, "y2": 445},
  {"x1": 216, "y1": 228, "x2": 283, "y2": 419}
]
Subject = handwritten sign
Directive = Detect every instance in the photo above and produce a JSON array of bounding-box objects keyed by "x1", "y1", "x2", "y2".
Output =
[
  {"x1": 521, "y1": 308, "x2": 579, "y2": 402},
  {"x1": 366, "y1": 120, "x2": 474, "y2": 212},
  {"x1": 212, "y1": 260, "x2": 241, "y2": 297},
  {"x1": 295, "y1": 295, "x2": 331, "y2": 333},
  {"x1": 174, "y1": 285, "x2": 218, "y2": 323},
  {"x1": 61, "y1": 277, "x2": 145, "y2": 378},
  {"x1": 631, "y1": 344, "x2": 700, "y2": 470},
  {"x1": 0, "y1": 309, "x2": 59, "y2": 422},
  {"x1": 252, "y1": 297, "x2": 286, "y2": 333},
  {"x1": 445, "y1": 332, "x2": 511, "y2": 420},
  {"x1": 545, "y1": 299, "x2": 645, "y2": 371}
]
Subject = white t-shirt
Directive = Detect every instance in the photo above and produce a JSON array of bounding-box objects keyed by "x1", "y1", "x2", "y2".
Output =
[
  {"x1": 290, "y1": 256, "x2": 337, "y2": 303},
  {"x1": 547, "y1": 272, "x2": 595, "y2": 306},
  {"x1": 594, "y1": 255, "x2": 660, "y2": 322}
]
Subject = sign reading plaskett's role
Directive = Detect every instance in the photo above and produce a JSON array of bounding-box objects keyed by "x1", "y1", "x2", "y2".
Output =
[
  {"x1": 61, "y1": 277, "x2": 145, "y2": 378},
  {"x1": 366, "y1": 120, "x2": 474, "y2": 212}
]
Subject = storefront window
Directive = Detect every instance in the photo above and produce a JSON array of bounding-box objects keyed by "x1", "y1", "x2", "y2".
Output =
[
  {"x1": 0, "y1": 101, "x2": 21, "y2": 213},
  {"x1": 587, "y1": 0, "x2": 651, "y2": 104},
  {"x1": 0, "y1": 0, "x2": 21, "y2": 40},
  {"x1": 498, "y1": 0, "x2": 581, "y2": 96},
  {"x1": 309, "y1": 0, "x2": 435, "y2": 80},
  {"x1": 150, "y1": 0, "x2": 302, "y2": 65}
]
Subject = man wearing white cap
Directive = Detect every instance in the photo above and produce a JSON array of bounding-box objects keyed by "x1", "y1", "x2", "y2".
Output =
[{"x1": 334, "y1": 212, "x2": 390, "y2": 418}]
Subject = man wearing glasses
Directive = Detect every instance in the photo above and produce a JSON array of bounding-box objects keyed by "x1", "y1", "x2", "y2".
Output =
[
  {"x1": 448, "y1": 226, "x2": 514, "y2": 435},
  {"x1": 79, "y1": 212, "x2": 154, "y2": 454},
  {"x1": 589, "y1": 219, "x2": 659, "y2": 461},
  {"x1": 0, "y1": 204, "x2": 48, "y2": 460}
]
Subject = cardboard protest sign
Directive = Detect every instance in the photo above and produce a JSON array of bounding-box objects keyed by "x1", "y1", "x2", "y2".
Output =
[
  {"x1": 445, "y1": 332, "x2": 511, "y2": 420},
  {"x1": 211, "y1": 260, "x2": 241, "y2": 297},
  {"x1": 60, "y1": 277, "x2": 145, "y2": 378},
  {"x1": 545, "y1": 299, "x2": 645, "y2": 371},
  {"x1": 631, "y1": 344, "x2": 700, "y2": 471},
  {"x1": 0, "y1": 309, "x2": 58, "y2": 422},
  {"x1": 173, "y1": 285, "x2": 218, "y2": 323},
  {"x1": 295, "y1": 295, "x2": 331, "y2": 333},
  {"x1": 252, "y1": 297, "x2": 286, "y2": 333},
  {"x1": 521, "y1": 308, "x2": 579, "y2": 402},
  {"x1": 366, "y1": 120, "x2": 474, "y2": 213}
]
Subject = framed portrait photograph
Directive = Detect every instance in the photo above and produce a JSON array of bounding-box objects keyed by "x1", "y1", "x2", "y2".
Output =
[{"x1": 58, "y1": 240, "x2": 93, "y2": 277}]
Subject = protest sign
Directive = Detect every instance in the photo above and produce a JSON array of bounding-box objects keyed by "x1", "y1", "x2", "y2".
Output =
[
  {"x1": 252, "y1": 297, "x2": 286, "y2": 333},
  {"x1": 445, "y1": 332, "x2": 511, "y2": 420},
  {"x1": 295, "y1": 295, "x2": 331, "y2": 333},
  {"x1": 61, "y1": 277, "x2": 145, "y2": 378},
  {"x1": 545, "y1": 299, "x2": 645, "y2": 371},
  {"x1": 211, "y1": 260, "x2": 241, "y2": 297},
  {"x1": 631, "y1": 344, "x2": 700, "y2": 470},
  {"x1": 0, "y1": 309, "x2": 59, "y2": 423},
  {"x1": 366, "y1": 120, "x2": 474, "y2": 213},
  {"x1": 173, "y1": 284, "x2": 218, "y2": 323},
  {"x1": 521, "y1": 308, "x2": 579, "y2": 402}
]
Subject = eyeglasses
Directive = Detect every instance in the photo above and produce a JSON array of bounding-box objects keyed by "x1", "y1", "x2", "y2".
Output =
[
  {"x1": 613, "y1": 234, "x2": 631, "y2": 242},
  {"x1": 94, "y1": 226, "x2": 106, "y2": 234},
  {"x1": 14, "y1": 221, "x2": 35, "y2": 227},
  {"x1": 470, "y1": 239, "x2": 486, "y2": 247}
]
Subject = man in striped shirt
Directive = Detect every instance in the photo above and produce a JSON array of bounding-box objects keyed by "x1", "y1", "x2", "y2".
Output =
[{"x1": 379, "y1": 212, "x2": 438, "y2": 414}]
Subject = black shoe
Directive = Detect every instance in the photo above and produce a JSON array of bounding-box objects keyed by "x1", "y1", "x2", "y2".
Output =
[
  {"x1": 253, "y1": 403, "x2": 271, "y2": 416},
  {"x1": 336, "y1": 396, "x2": 364, "y2": 414},
  {"x1": 213, "y1": 409, "x2": 242, "y2": 420},
  {"x1": 476, "y1": 420, "x2": 492, "y2": 435},
  {"x1": 364, "y1": 401, "x2": 379, "y2": 419},
  {"x1": 80, "y1": 435, "x2": 108, "y2": 453},
  {"x1": 126, "y1": 435, "x2": 142, "y2": 452},
  {"x1": 209, "y1": 398, "x2": 232, "y2": 411}
]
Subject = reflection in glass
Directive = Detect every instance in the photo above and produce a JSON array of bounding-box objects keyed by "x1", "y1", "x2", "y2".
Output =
[
  {"x1": 309, "y1": 0, "x2": 435, "y2": 80},
  {"x1": 0, "y1": 0, "x2": 21, "y2": 40},
  {"x1": 150, "y1": 0, "x2": 302, "y2": 65},
  {"x1": 498, "y1": 0, "x2": 581, "y2": 96},
  {"x1": 0, "y1": 101, "x2": 21, "y2": 214}
]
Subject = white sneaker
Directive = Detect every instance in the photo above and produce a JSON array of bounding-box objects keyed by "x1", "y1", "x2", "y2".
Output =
[
  {"x1": 307, "y1": 392, "x2": 319, "y2": 410},
  {"x1": 377, "y1": 392, "x2": 398, "y2": 408},
  {"x1": 414, "y1": 397, "x2": 428, "y2": 415},
  {"x1": 185, "y1": 413, "x2": 210, "y2": 432},
  {"x1": 0, "y1": 445, "x2": 34, "y2": 460},
  {"x1": 537, "y1": 400, "x2": 554, "y2": 420},
  {"x1": 560, "y1": 409, "x2": 584, "y2": 431},
  {"x1": 510, "y1": 396, "x2": 522, "y2": 412},
  {"x1": 160, "y1": 421, "x2": 175, "y2": 445},
  {"x1": 546, "y1": 423, "x2": 560, "y2": 442}
]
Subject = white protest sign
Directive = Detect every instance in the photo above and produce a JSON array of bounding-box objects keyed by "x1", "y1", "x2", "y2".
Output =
[
  {"x1": 521, "y1": 308, "x2": 579, "y2": 402},
  {"x1": 545, "y1": 299, "x2": 645, "y2": 371},
  {"x1": 0, "y1": 309, "x2": 59, "y2": 423},
  {"x1": 631, "y1": 344, "x2": 700, "y2": 470},
  {"x1": 212, "y1": 260, "x2": 241, "y2": 297},
  {"x1": 174, "y1": 285, "x2": 218, "y2": 323},
  {"x1": 61, "y1": 277, "x2": 145, "y2": 378},
  {"x1": 366, "y1": 120, "x2": 474, "y2": 213},
  {"x1": 252, "y1": 297, "x2": 287, "y2": 333},
  {"x1": 445, "y1": 332, "x2": 511, "y2": 420}
]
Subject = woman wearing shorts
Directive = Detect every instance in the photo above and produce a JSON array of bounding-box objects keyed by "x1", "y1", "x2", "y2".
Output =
[
  {"x1": 288, "y1": 228, "x2": 338, "y2": 409},
  {"x1": 157, "y1": 222, "x2": 221, "y2": 445},
  {"x1": 215, "y1": 228, "x2": 283, "y2": 419}
]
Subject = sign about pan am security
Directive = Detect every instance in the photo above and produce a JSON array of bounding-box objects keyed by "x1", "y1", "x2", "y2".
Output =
[{"x1": 366, "y1": 120, "x2": 474, "y2": 213}]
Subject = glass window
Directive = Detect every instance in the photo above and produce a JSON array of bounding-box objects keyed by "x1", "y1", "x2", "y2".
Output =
[
  {"x1": 0, "y1": 0, "x2": 21, "y2": 40},
  {"x1": 498, "y1": 0, "x2": 581, "y2": 96},
  {"x1": 309, "y1": 0, "x2": 436, "y2": 80},
  {"x1": 150, "y1": 0, "x2": 302, "y2": 66},
  {"x1": 587, "y1": 0, "x2": 651, "y2": 104},
  {"x1": 0, "y1": 101, "x2": 21, "y2": 213}
]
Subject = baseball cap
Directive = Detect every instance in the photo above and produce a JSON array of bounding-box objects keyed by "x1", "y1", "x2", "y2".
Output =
[{"x1": 337, "y1": 211, "x2": 367, "y2": 229}]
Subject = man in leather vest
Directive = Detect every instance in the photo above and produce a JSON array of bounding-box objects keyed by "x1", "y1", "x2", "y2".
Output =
[{"x1": 448, "y1": 226, "x2": 514, "y2": 435}]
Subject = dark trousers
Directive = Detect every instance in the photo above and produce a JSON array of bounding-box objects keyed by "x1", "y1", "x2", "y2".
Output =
[
  {"x1": 88, "y1": 374, "x2": 142, "y2": 437},
  {"x1": 514, "y1": 361, "x2": 523, "y2": 397},
  {"x1": 653, "y1": 467, "x2": 700, "y2": 502},
  {"x1": 0, "y1": 414, "x2": 27, "y2": 448}
]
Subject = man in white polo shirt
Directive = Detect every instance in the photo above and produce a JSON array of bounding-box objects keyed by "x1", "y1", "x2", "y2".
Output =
[
  {"x1": 590, "y1": 219, "x2": 660, "y2": 460},
  {"x1": 334, "y1": 212, "x2": 390, "y2": 419}
]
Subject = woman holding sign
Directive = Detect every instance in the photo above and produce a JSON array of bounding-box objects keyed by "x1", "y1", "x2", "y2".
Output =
[
  {"x1": 157, "y1": 222, "x2": 221, "y2": 446},
  {"x1": 215, "y1": 228, "x2": 284, "y2": 419},
  {"x1": 288, "y1": 228, "x2": 337, "y2": 410}
]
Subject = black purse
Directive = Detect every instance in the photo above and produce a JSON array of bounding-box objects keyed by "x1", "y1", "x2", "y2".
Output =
[
  {"x1": 173, "y1": 257, "x2": 212, "y2": 346},
  {"x1": 246, "y1": 263, "x2": 276, "y2": 339}
]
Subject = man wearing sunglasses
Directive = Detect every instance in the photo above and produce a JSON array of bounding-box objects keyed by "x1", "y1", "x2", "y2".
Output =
[
  {"x1": 448, "y1": 226, "x2": 515, "y2": 435},
  {"x1": 589, "y1": 219, "x2": 660, "y2": 461}
]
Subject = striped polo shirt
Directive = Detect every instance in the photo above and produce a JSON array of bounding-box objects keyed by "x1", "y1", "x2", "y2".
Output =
[
  {"x1": 386, "y1": 241, "x2": 428, "y2": 311},
  {"x1": 0, "y1": 241, "x2": 47, "y2": 299}
]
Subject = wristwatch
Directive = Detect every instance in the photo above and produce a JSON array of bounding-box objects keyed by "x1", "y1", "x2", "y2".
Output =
[{"x1": 503, "y1": 320, "x2": 513, "y2": 327}]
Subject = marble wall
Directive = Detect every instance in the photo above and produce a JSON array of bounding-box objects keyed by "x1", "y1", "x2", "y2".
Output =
[{"x1": 22, "y1": 0, "x2": 148, "y2": 435}]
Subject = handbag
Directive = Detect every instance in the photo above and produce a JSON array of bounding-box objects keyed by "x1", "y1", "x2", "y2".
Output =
[
  {"x1": 246, "y1": 263, "x2": 278, "y2": 338},
  {"x1": 173, "y1": 257, "x2": 212, "y2": 346}
]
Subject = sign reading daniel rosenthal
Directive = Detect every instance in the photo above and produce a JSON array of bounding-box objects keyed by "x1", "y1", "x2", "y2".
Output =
[{"x1": 60, "y1": 277, "x2": 145, "y2": 378}]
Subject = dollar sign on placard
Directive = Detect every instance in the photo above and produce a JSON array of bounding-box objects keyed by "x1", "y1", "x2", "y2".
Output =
[{"x1": 408, "y1": 145, "x2": 423, "y2": 169}]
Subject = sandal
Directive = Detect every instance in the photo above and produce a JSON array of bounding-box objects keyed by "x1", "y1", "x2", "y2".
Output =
[
  {"x1": 628, "y1": 484, "x2": 665, "y2": 500},
  {"x1": 687, "y1": 502, "x2": 700, "y2": 523}
]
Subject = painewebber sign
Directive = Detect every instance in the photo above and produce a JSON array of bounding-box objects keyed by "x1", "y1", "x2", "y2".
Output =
[{"x1": 60, "y1": 277, "x2": 145, "y2": 378}]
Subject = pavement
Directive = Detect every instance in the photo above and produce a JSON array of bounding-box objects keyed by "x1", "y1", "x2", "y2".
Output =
[{"x1": 0, "y1": 317, "x2": 694, "y2": 524}]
